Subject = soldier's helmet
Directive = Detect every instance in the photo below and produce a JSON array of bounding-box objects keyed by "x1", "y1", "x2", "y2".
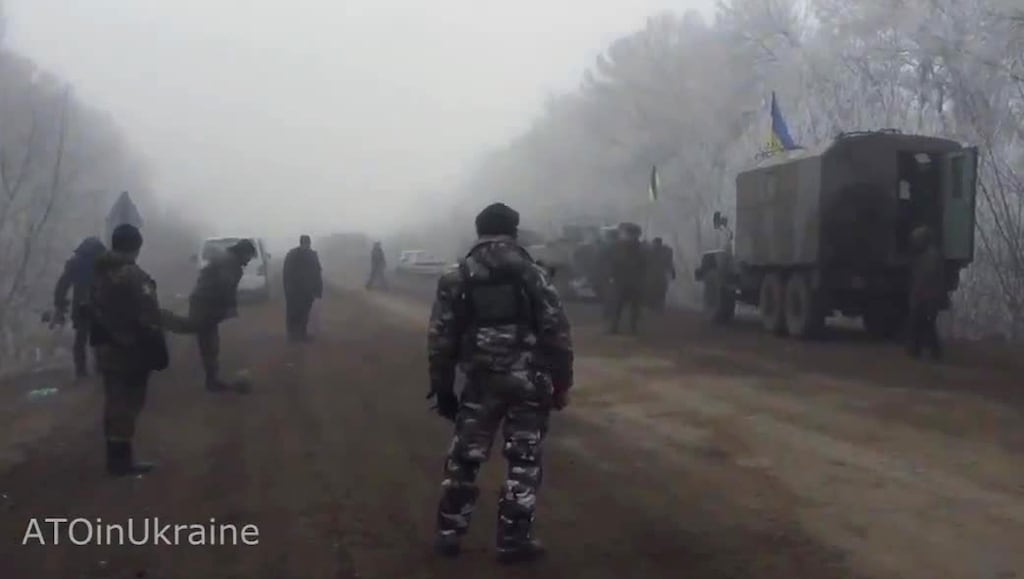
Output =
[{"x1": 910, "y1": 225, "x2": 933, "y2": 249}]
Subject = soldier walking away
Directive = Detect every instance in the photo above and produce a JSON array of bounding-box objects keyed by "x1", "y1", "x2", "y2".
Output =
[
  {"x1": 365, "y1": 241, "x2": 388, "y2": 290},
  {"x1": 283, "y1": 235, "x2": 324, "y2": 342},
  {"x1": 89, "y1": 225, "x2": 169, "y2": 477},
  {"x1": 608, "y1": 222, "x2": 647, "y2": 334},
  {"x1": 162, "y1": 239, "x2": 257, "y2": 391},
  {"x1": 53, "y1": 236, "x2": 107, "y2": 379},
  {"x1": 427, "y1": 202, "x2": 574, "y2": 564},
  {"x1": 646, "y1": 237, "x2": 677, "y2": 311},
  {"x1": 907, "y1": 225, "x2": 946, "y2": 360}
]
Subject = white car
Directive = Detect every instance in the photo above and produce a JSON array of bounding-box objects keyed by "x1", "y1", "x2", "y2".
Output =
[
  {"x1": 193, "y1": 236, "x2": 272, "y2": 301},
  {"x1": 395, "y1": 250, "x2": 448, "y2": 277}
]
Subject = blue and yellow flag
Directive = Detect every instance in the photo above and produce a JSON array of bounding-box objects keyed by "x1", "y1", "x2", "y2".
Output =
[
  {"x1": 767, "y1": 92, "x2": 800, "y2": 153},
  {"x1": 648, "y1": 165, "x2": 659, "y2": 202}
]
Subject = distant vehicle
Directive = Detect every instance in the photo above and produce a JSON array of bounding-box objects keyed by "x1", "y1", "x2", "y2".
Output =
[
  {"x1": 395, "y1": 250, "x2": 448, "y2": 277},
  {"x1": 694, "y1": 130, "x2": 978, "y2": 339},
  {"x1": 527, "y1": 223, "x2": 619, "y2": 302},
  {"x1": 192, "y1": 236, "x2": 272, "y2": 302}
]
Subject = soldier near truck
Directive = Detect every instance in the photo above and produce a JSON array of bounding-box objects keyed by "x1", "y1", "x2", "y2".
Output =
[
  {"x1": 645, "y1": 237, "x2": 677, "y2": 311},
  {"x1": 695, "y1": 130, "x2": 977, "y2": 341},
  {"x1": 607, "y1": 222, "x2": 647, "y2": 334},
  {"x1": 907, "y1": 225, "x2": 947, "y2": 359}
]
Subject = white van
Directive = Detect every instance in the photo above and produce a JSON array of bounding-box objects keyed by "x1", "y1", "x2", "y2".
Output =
[{"x1": 193, "y1": 236, "x2": 272, "y2": 301}]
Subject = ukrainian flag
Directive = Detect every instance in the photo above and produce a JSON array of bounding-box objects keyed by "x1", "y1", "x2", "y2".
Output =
[
  {"x1": 767, "y1": 92, "x2": 800, "y2": 153},
  {"x1": 648, "y1": 165, "x2": 659, "y2": 202}
]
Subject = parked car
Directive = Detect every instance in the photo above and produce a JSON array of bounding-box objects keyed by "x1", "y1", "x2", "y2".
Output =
[
  {"x1": 395, "y1": 250, "x2": 448, "y2": 277},
  {"x1": 192, "y1": 236, "x2": 272, "y2": 302}
]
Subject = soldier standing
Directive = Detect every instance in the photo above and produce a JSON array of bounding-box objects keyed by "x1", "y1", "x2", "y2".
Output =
[
  {"x1": 53, "y1": 236, "x2": 107, "y2": 379},
  {"x1": 608, "y1": 223, "x2": 647, "y2": 334},
  {"x1": 163, "y1": 239, "x2": 257, "y2": 391},
  {"x1": 282, "y1": 235, "x2": 324, "y2": 341},
  {"x1": 427, "y1": 202, "x2": 574, "y2": 563},
  {"x1": 365, "y1": 241, "x2": 388, "y2": 290},
  {"x1": 595, "y1": 228, "x2": 619, "y2": 318},
  {"x1": 89, "y1": 224, "x2": 168, "y2": 476},
  {"x1": 907, "y1": 226, "x2": 946, "y2": 360},
  {"x1": 646, "y1": 237, "x2": 677, "y2": 311}
]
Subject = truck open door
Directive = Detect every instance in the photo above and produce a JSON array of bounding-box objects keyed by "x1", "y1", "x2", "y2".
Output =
[{"x1": 941, "y1": 146, "x2": 978, "y2": 262}]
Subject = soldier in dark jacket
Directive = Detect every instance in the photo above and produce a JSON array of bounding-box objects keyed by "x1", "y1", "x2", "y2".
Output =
[
  {"x1": 89, "y1": 225, "x2": 168, "y2": 476},
  {"x1": 162, "y1": 239, "x2": 257, "y2": 391},
  {"x1": 365, "y1": 241, "x2": 388, "y2": 290},
  {"x1": 907, "y1": 226, "x2": 946, "y2": 360},
  {"x1": 645, "y1": 237, "x2": 677, "y2": 311},
  {"x1": 283, "y1": 235, "x2": 323, "y2": 341},
  {"x1": 428, "y1": 202, "x2": 574, "y2": 563},
  {"x1": 53, "y1": 236, "x2": 107, "y2": 378},
  {"x1": 608, "y1": 223, "x2": 647, "y2": 334}
]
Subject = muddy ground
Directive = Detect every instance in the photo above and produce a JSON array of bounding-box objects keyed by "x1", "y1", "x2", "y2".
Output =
[{"x1": 1, "y1": 270, "x2": 1022, "y2": 579}]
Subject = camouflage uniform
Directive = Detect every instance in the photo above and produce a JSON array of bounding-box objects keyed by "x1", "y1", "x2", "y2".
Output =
[
  {"x1": 429, "y1": 235, "x2": 573, "y2": 554},
  {"x1": 908, "y1": 228, "x2": 946, "y2": 359},
  {"x1": 53, "y1": 237, "x2": 106, "y2": 377},
  {"x1": 163, "y1": 251, "x2": 245, "y2": 387},
  {"x1": 89, "y1": 249, "x2": 167, "y2": 474},
  {"x1": 608, "y1": 229, "x2": 647, "y2": 333}
]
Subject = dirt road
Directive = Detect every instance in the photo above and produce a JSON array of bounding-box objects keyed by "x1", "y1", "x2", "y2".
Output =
[{"x1": 2, "y1": 279, "x2": 1023, "y2": 579}]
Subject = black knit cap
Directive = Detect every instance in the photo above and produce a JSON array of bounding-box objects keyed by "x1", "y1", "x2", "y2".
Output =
[
  {"x1": 111, "y1": 224, "x2": 143, "y2": 252},
  {"x1": 475, "y1": 202, "x2": 519, "y2": 237}
]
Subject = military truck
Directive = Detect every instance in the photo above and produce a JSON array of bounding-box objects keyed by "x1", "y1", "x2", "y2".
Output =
[{"x1": 694, "y1": 130, "x2": 978, "y2": 339}]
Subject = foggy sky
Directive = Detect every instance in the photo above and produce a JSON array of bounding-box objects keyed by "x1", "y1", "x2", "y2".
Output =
[{"x1": 6, "y1": 0, "x2": 715, "y2": 239}]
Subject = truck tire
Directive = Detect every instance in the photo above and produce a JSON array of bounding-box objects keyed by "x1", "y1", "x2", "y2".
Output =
[
  {"x1": 784, "y1": 273, "x2": 825, "y2": 339},
  {"x1": 759, "y1": 272, "x2": 787, "y2": 335},
  {"x1": 702, "y1": 268, "x2": 736, "y2": 324}
]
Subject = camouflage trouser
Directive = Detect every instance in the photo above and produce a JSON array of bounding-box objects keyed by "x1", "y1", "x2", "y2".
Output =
[
  {"x1": 102, "y1": 370, "x2": 150, "y2": 443},
  {"x1": 436, "y1": 372, "x2": 551, "y2": 548},
  {"x1": 161, "y1": 310, "x2": 221, "y2": 384}
]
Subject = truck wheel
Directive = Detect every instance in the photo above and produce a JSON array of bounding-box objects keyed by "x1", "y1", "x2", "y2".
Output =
[
  {"x1": 702, "y1": 269, "x2": 736, "y2": 324},
  {"x1": 784, "y1": 273, "x2": 825, "y2": 339},
  {"x1": 759, "y1": 273, "x2": 787, "y2": 335}
]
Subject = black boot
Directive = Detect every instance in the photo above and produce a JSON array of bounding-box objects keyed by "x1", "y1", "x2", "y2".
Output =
[
  {"x1": 433, "y1": 533, "x2": 461, "y2": 558},
  {"x1": 496, "y1": 538, "x2": 546, "y2": 564},
  {"x1": 106, "y1": 441, "x2": 155, "y2": 477},
  {"x1": 497, "y1": 518, "x2": 546, "y2": 564}
]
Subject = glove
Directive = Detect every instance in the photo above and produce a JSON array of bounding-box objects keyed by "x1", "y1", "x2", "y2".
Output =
[{"x1": 427, "y1": 388, "x2": 459, "y2": 422}]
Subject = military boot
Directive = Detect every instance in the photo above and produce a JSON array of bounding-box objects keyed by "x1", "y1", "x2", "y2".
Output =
[
  {"x1": 433, "y1": 532, "x2": 461, "y2": 558},
  {"x1": 106, "y1": 441, "x2": 156, "y2": 477},
  {"x1": 497, "y1": 518, "x2": 545, "y2": 564},
  {"x1": 496, "y1": 538, "x2": 546, "y2": 564}
]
